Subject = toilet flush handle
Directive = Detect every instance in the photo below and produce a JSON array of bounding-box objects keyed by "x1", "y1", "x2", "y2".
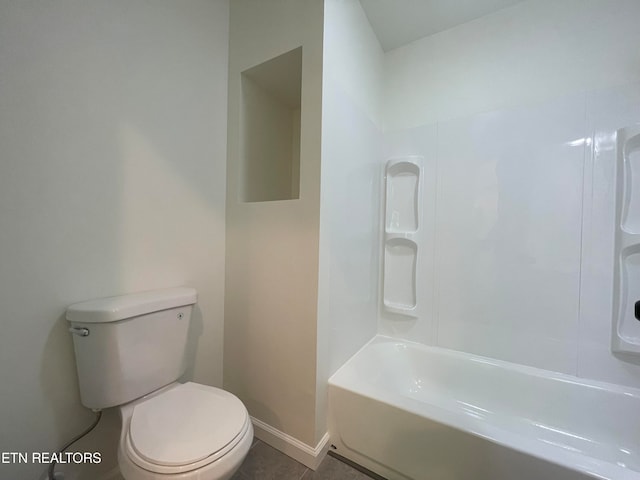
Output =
[{"x1": 69, "y1": 327, "x2": 90, "y2": 337}]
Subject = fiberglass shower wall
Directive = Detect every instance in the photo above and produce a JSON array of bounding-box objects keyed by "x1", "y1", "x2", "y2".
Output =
[{"x1": 379, "y1": 0, "x2": 640, "y2": 389}]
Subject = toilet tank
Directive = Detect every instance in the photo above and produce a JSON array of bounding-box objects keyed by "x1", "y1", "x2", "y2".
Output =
[{"x1": 66, "y1": 288, "x2": 197, "y2": 409}]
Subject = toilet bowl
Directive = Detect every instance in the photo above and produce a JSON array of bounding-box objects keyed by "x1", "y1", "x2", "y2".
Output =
[
  {"x1": 66, "y1": 288, "x2": 253, "y2": 480},
  {"x1": 117, "y1": 383, "x2": 253, "y2": 480}
]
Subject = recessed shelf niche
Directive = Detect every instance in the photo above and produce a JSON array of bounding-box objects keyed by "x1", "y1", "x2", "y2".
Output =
[{"x1": 240, "y1": 47, "x2": 302, "y2": 202}]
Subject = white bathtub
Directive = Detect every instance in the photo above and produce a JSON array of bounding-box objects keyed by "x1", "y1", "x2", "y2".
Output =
[{"x1": 328, "y1": 336, "x2": 640, "y2": 480}]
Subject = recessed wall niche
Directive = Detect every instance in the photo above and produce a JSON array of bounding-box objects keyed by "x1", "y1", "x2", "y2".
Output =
[{"x1": 240, "y1": 47, "x2": 302, "y2": 202}]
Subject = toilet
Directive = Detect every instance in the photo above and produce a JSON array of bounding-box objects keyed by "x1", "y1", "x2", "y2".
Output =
[{"x1": 66, "y1": 288, "x2": 253, "y2": 480}]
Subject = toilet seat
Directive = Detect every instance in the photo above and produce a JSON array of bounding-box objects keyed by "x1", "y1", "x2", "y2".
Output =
[{"x1": 124, "y1": 382, "x2": 250, "y2": 475}]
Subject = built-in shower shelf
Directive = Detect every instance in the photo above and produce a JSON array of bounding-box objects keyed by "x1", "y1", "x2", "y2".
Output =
[
  {"x1": 613, "y1": 125, "x2": 640, "y2": 355},
  {"x1": 383, "y1": 235, "x2": 418, "y2": 317},
  {"x1": 383, "y1": 157, "x2": 423, "y2": 318},
  {"x1": 620, "y1": 231, "x2": 640, "y2": 250},
  {"x1": 385, "y1": 231, "x2": 417, "y2": 242}
]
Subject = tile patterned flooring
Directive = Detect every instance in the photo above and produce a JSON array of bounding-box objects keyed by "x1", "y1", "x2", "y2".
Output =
[{"x1": 231, "y1": 439, "x2": 379, "y2": 480}]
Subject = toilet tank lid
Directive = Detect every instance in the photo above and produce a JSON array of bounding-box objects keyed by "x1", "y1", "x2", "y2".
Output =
[{"x1": 66, "y1": 287, "x2": 197, "y2": 323}]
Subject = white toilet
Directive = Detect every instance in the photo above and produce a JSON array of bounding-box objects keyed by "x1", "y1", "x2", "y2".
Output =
[{"x1": 66, "y1": 287, "x2": 253, "y2": 480}]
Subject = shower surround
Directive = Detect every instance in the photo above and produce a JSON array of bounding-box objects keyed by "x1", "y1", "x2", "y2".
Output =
[
  {"x1": 328, "y1": 78, "x2": 640, "y2": 479},
  {"x1": 323, "y1": 0, "x2": 640, "y2": 477}
]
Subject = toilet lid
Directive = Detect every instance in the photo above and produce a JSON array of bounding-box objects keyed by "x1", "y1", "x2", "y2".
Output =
[{"x1": 129, "y1": 382, "x2": 248, "y2": 467}]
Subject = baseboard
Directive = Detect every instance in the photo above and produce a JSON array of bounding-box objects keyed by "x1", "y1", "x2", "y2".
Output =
[{"x1": 250, "y1": 416, "x2": 330, "y2": 470}]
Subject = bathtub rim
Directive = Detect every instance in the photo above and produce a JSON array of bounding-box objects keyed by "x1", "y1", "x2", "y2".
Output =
[{"x1": 330, "y1": 335, "x2": 640, "y2": 399}]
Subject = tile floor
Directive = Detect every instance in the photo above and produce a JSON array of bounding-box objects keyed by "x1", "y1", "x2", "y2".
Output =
[{"x1": 231, "y1": 439, "x2": 381, "y2": 480}]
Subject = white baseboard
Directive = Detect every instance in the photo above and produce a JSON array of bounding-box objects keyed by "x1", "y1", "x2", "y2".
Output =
[{"x1": 250, "y1": 416, "x2": 330, "y2": 470}]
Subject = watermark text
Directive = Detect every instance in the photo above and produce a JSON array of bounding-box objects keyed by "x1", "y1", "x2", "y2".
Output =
[{"x1": 1, "y1": 452, "x2": 101, "y2": 464}]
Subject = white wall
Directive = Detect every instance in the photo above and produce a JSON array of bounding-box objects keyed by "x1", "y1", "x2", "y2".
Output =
[
  {"x1": 317, "y1": 0, "x2": 384, "y2": 443},
  {"x1": 224, "y1": 0, "x2": 324, "y2": 448},
  {"x1": 384, "y1": 0, "x2": 640, "y2": 129},
  {"x1": 0, "y1": 1, "x2": 229, "y2": 478},
  {"x1": 379, "y1": 0, "x2": 640, "y2": 388}
]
